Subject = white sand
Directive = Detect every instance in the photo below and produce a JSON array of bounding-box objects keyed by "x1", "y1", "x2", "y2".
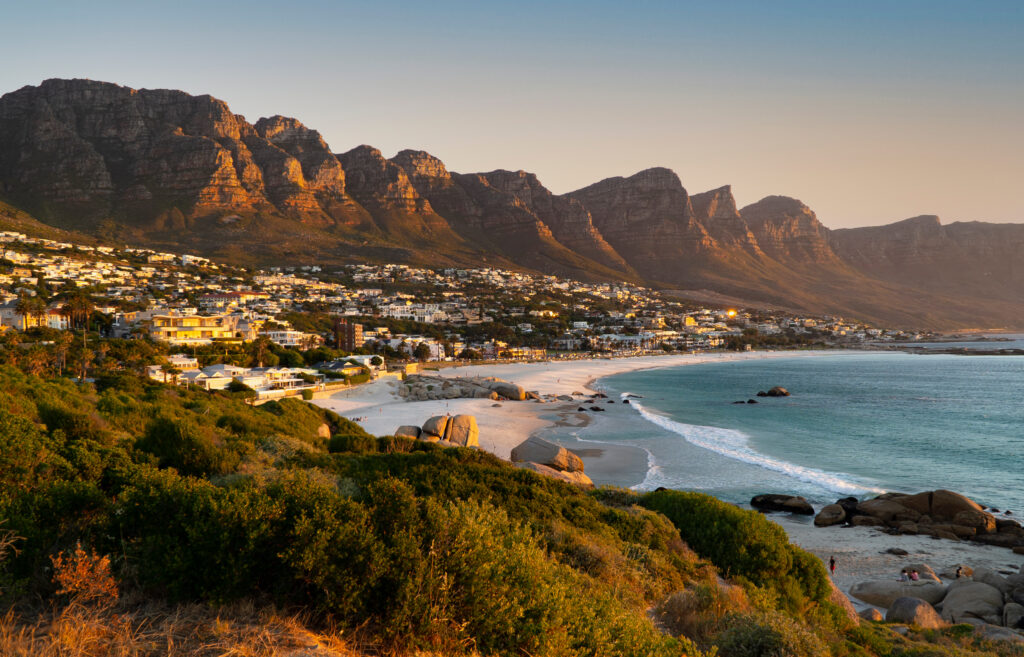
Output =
[{"x1": 312, "y1": 350, "x2": 830, "y2": 458}]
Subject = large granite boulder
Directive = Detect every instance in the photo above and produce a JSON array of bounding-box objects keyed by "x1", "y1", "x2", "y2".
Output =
[
  {"x1": 421, "y1": 415, "x2": 450, "y2": 439},
  {"x1": 974, "y1": 624, "x2": 1024, "y2": 644},
  {"x1": 849, "y1": 580, "x2": 947, "y2": 607},
  {"x1": 971, "y1": 567, "x2": 1011, "y2": 594},
  {"x1": 857, "y1": 498, "x2": 920, "y2": 523},
  {"x1": 1004, "y1": 602, "x2": 1024, "y2": 629},
  {"x1": 902, "y1": 563, "x2": 941, "y2": 583},
  {"x1": 886, "y1": 597, "x2": 946, "y2": 629},
  {"x1": 486, "y1": 380, "x2": 526, "y2": 401},
  {"x1": 750, "y1": 494, "x2": 814, "y2": 515},
  {"x1": 511, "y1": 436, "x2": 584, "y2": 472},
  {"x1": 515, "y1": 461, "x2": 593, "y2": 487},
  {"x1": 815, "y1": 504, "x2": 847, "y2": 527},
  {"x1": 445, "y1": 414, "x2": 479, "y2": 448},
  {"x1": 940, "y1": 580, "x2": 1004, "y2": 625},
  {"x1": 394, "y1": 425, "x2": 421, "y2": 439},
  {"x1": 954, "y1": 510, "x2": 997, "y2": 534},
  {"x1": 931, "y1": 489, "x2": 984, "y2": 519},
  {"x1": 859, "y1": 608, "x2": 884, "y2": 622}
]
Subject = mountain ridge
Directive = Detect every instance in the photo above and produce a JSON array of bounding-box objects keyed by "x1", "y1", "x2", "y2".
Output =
[{"x1": 1, "y1": 78, "x2": 1022, "y2": 330}]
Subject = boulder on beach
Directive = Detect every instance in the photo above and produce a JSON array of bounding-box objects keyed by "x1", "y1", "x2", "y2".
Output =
[
  {"x1": 859, "y1": 608, "x2": 884, "y2": 622},
  {"x1": 515, "y1": 461, "x2": 593, "y2": 487},
  {"x1": 940, "y1": 580, "x2": 1005, "y2": 625},
  {"x1": 971, "y1": 567, "x2": 1012, "y2": 594},
  {"x1": 422, "y1": 415, "x2": 450, "y2": 439},
  {"x1": 750, "y1": 494, "x2": 814, "y2": 515},
  {"x1": 1003, "y1": 602, "x2": 1024, "y2": 629},
  {"x1": 486, "y1": 380, "x2": 527, "y2": 401},
  {"x1": 815, "y1": 504, "x2": 846, "y2": 527},
  {"x1": 511, "y1": 436, "x2": 585, "y2": 473},
  {"x1": 394, "y1": 425, "x2": 421, "y2": 440},
  {"x1": 886, "y1": 597, "x2": 946, "y2": 629},
  {"x1": 849, "y1": 579, "x2": 947, "y2": 607},
  {"x1": 445, "y1": 415, "x2": 480, "y2": 448}
]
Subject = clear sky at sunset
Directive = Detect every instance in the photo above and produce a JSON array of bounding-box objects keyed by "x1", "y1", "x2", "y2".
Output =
[{"x1": 2, "y1": 0, "x2": 1022, "y2": 228}]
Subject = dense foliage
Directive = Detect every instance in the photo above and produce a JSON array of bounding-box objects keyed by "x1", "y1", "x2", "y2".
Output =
[{"x1": 0, "y1": 365, "x2": 1017, "y2": 656}]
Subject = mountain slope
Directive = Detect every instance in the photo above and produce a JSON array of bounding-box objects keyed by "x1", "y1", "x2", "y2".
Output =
[{"x1": 2, "y1": 78, "x2": 1023, "y2": 329}]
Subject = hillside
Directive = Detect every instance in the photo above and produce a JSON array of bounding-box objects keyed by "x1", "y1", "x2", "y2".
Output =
[
  {"x1": 1, "y1": 361, "x2": 1020, "y2": 656},
  {"x1": 1, "y1": 79, "x2": 1023, "y2": 329}
]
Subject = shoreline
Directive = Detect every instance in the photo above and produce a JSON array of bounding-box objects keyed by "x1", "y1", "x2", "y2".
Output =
[{"x1": 310, "y1": 348, "x2": 1024, "y2": 609}]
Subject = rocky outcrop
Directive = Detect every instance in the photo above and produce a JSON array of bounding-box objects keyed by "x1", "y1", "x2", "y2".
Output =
[
  {"x1": 444, "y1": 414, "x2": 479, "y2": 448},
  {"x1": 514, "y1": 461, "x2": 593, "y2": 487},
  {"x1": 940, "y1": 580, "x2": 1005, "y2": 625},
  {"x1": 756, "y1": 387, "x2": 790, "y2": 397},
  {"x1": 849, "y1": 580, "x2": 947, "y2": 608},
  {"x1": 421, "y1": 415, "x2": 450, "y2": 440},
  {"x1": 394, "y1": 425, "x2": 421, "y2": 440},
  {"x1": 511, "y1": 436, "x2": 584, "y2": 473},
  {"x1": 740, "y1": 196, "x2": 837, "y2": 264},
  {"x1": 565, "y1": 168, "x2": 716, "y2": 283},
  {"x1": 817, "y1": 490, "x2": 1022, "y2": 551},
  {"x1": 886, "y1": 597, "x2": 946, "y2": 629},
  {"x1": 750, "y1": 494, "x2": 814, "y2": 515},
  {"x1": 814, "y1": 504, "x2": 846, "y2": 527}
]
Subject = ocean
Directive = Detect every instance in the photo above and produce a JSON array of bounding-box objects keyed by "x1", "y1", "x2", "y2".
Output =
[{"x1": 551, "y1": 352, "x2": 1024, "y2": 511}]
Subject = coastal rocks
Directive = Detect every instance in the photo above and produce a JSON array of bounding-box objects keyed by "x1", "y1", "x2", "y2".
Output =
[
  {"x1": 859, "y1": 608, "x2": 884, "y2": 622},
  {"x1": 511, "y1": 436, "x2": 585, "y2": 473},
  {"x1": 1004, "y1": 603, "x2": 1024, "y2": 628},
  {"x1": 849, "y1": 580, "x2": 947, "y2": 607},
  {"x1": 515, "y1": 461, "x2": 593, "y2": 487},
  {"x1": 394, "y1": 425, "x2": 421, "y2": 439},
  {"x1": 511, "y1": 436, "x2": 592, "y2": 487},
  {"x1": 756, "y1": 386, "x2": 790, "y2": 397},
  {"x1": 399, "y1": 414, "x2": 480, "y2": 448},
  {"x1": 940, "y1": 580, "x2": 1004, "y2": 625},
  {"x1": 317, "y1": 423, "x2": 332, "y2": 439},
  {"x1": 445, "y1": 415, "x2": 480, "y2": 448},
  {"x1": 815, "y1": 504, "x2": 847, "y2": 527},
  {"x1": 401, "y1": 375, "x2": 526, "y2": 402},
  {"x1": 422, "y1": 415, "x2": 450, "y2": 440},
  {"x1": 750, "y1": 494, "x2": 814, "y2": 515},
  {"x1": 817, "y1": 489, "x2": 1022, "y2": 551},
  {"x1": 886, "y1": 597, "x2": 946, "y2": 629}
]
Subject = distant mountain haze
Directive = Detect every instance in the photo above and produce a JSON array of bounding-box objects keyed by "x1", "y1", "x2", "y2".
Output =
[{"x1": 1, "y1": 79, "x2": 1021, "y2": 330}]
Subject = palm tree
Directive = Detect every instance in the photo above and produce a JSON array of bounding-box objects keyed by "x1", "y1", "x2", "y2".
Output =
[
  {"x1": 14, "y1": 294, "x2": 46, "y2": 330},
  {"x1": 61, "y1": 292, "x2": 95, "y2": 333},
  {"x1": 54, "y1": 331, "x2": 73, "y2": 376}
]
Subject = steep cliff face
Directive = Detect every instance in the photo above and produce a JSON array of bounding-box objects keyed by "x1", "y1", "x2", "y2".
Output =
[
  {"x1": 832, "y1": 216, "x2": 1024, "y2": 298},
  {"x1": 3, "y1": 79, "x2": 1024, "y2": 329},
  {"x1": 390, "y1": 151, "x2": 635, "y2": 279},
  {"x1": 475, "y1": 170, "x2": 632, "y2": 273},
  {"x1": 0, "y1": 79, "x2": 381, "y2": 232},
  {"x1": 565, "y1": 168, "x2": 715, "y2": 282},
  {"x1": 739, "y1": 196, "x2": 837, "y2": 263},
  {"x1": 690, "y1": 185, "x2": 764, "y2": 256}
]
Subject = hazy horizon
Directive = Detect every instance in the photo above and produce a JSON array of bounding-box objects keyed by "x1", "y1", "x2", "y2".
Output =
[{"x1": 3, "y1": 0, "x2": 1022, "y2": 229}]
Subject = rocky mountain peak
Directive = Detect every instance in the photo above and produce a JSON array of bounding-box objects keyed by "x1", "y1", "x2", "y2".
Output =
[
  {"x1": 390, "y1": 150, "x2": 452, "y2": 189},
  {"x1": 740, "y1": 196, "x2": 835, "y2": 262},
  {"x1": 690, "y1": 185, "x2": 738, "y2": 221}
]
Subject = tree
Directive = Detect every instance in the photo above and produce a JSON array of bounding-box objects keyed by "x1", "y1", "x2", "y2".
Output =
[
  {"x1": 369, "y1": 355, "x2": 383, "y2": 367},
  {"x1": 61, "y1": 292, "x2": 95, "y2": 332},
  {"x1": 54, "y1": 332, "x2": 73, "y2": 376},
  {"x1": 14, "y1": 294, "x2": 46, "y2": 330},
  {"x1": 413, "y1": 343, "x2": 432, "y2": 362}
]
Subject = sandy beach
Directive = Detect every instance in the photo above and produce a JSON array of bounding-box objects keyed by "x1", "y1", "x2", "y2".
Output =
[{"x1": 311, "y1": 349, "x2": 1024, "y2": 608}]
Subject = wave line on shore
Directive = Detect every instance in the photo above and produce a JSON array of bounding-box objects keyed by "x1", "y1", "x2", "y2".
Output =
[{"x1": 630, "y1": 401, "x2": 885, "y2": 496}]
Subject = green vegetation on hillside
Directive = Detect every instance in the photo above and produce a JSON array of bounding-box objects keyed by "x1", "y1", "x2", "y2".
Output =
[{"x1": 0, "y1": 366, "x2": 1017, "y2": 656}]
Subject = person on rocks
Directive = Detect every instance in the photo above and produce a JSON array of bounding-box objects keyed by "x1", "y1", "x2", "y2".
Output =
[
  {"x1": 898, "y1": 570, "x2": 909, "y2": 582},
  {"x1": 909, "y1": 569, "x2": 920, "y2": 581},
  {"x1": 955, "y1": 566, "x2": 963, "y2": 579}
]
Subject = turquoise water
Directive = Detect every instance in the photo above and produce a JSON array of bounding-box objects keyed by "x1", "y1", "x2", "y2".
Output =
[{"x1": 571, "y1": 353, "x2": 1024, "y2": 510}]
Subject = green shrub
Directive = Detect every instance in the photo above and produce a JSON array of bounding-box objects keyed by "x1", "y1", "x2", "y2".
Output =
[
  {"x1": 300, "y1": 389, "x2": 313, "y2": 400},
  {"x1": 716, "y1": 611, "x2": 825, "y2": 657},
  {"x1": 640, "y1": 490, "x2": 830, "y2": 612},
  {"x1": 328, "y1": 434, "x2": 378, "y2": 454},
  {"x1": 137, "y1": 416, "x2": 240, "y2": 476}
]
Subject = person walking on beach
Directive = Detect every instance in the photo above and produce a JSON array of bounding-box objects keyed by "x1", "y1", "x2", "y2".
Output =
[{"x1": 829, "y1": 556, "x2": 836, "y2": 576}]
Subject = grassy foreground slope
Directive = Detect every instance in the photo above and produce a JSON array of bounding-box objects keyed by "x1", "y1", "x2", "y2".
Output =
[{"x1": 0, "y1": 366, "x2": 1017, "y2": 656}]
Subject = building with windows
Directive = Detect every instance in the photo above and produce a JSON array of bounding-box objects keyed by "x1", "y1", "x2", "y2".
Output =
[{"x1": 149, "y1": 313, "x2": 240, "y2": 345}]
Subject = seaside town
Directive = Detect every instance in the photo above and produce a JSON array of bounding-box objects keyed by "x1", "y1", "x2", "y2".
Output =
[{"x1": 0, "y1": 229, "x2": 936, "y2": 399}]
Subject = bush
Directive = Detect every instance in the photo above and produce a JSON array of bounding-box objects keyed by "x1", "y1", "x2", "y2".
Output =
[
  {"x1": 300, "y1": 389, "x2": 313, "y2": 400},
  {"x1": 328, "y1": 434, "x2": 378, "y2": 454},
  {"x1": 137, "y1": 416, "x2": 240, "y2": 476},
  {"x1": 716, "y1": 611, "x2": 825, "y2": 657},
  {"x1": 640, "y1": 490, "x2": 830, "y2": 611}
]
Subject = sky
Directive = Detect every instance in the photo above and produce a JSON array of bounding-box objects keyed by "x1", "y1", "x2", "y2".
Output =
[{"x1": 2, "y1": 0, "x2": 1022, "y2": 228}]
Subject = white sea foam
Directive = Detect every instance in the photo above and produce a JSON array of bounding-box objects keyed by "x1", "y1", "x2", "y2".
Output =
[{"x1": 629, "y1": 400, "x2": 885, "y2": 496}]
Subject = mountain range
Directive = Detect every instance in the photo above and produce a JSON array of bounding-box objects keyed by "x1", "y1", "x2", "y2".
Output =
[{"x1": 1, "y1": 78, "x2": 1022, "y2": 330}]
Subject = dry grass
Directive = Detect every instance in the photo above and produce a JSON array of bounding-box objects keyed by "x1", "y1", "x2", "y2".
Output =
[{"x1": 0, "y1": 601, "x2": 361, "y2": 657}]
